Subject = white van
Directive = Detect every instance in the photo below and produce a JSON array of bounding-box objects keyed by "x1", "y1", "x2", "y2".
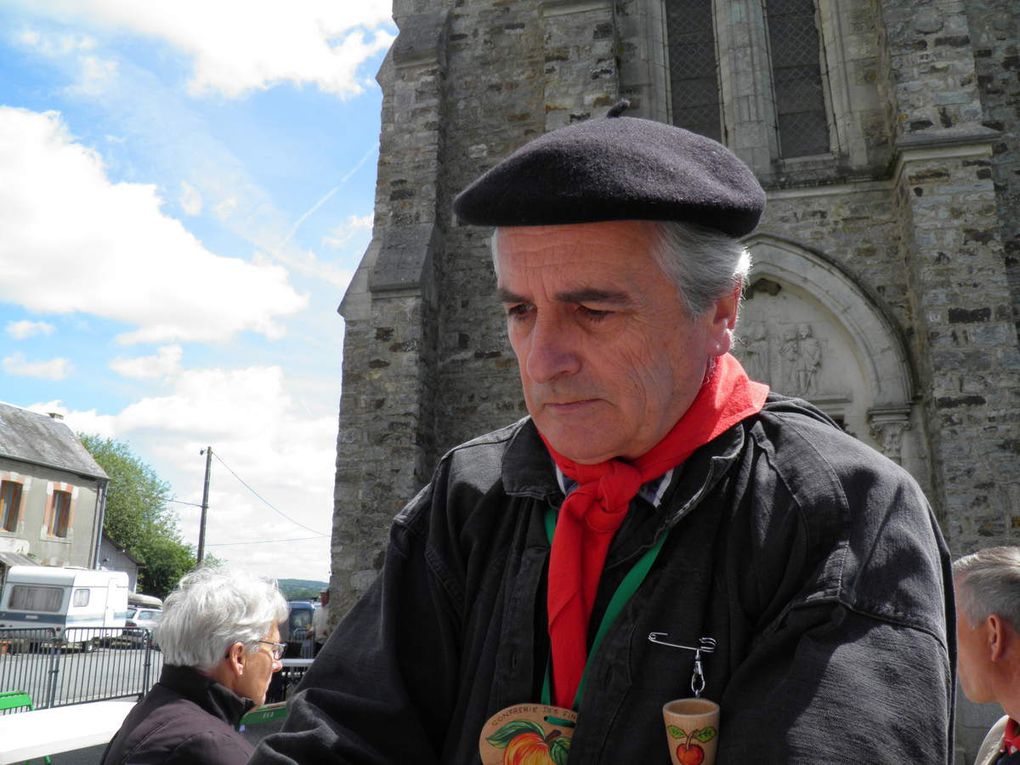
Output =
[{"x1": 0, "y1": 566, "x2": 129, "y2": 650}]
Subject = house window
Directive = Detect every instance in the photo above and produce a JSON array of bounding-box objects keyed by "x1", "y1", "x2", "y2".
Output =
[
  {"x1": 49, "y1": 490, "x2": 71, "y2": 538},
  {"x1": 0, "y1": 481, "x2": 21, "y2": 532},
  {"x1": 764, "y1": 0, "x2": 830, "y2": 157},
  {"x1": 665, "y1": 0, "x2": 723, "y2": 142}
]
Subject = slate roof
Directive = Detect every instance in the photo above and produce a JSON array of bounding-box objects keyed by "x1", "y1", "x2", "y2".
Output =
[{"x1": 0, "y1": 402, "x2": 108, "y2": 481}]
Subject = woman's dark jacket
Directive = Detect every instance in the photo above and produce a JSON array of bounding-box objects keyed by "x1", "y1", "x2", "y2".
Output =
[
  {"x1": 252, "y1": 395, "x2": 955, "y2": 764},
  {"x1": 101, "y1": 664, "x2": 255, "y2": 765}
]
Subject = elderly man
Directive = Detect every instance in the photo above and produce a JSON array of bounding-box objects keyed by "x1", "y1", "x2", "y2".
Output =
[
  {"x1": 254, "y1": 106, "x2": 954, "y2": 763},
  {"x1": 102, "y1": 566, "x2": 287, "y2": 765},
  {"x1": 955, "y1": 547, "x2": 1020, "y2": 764}
]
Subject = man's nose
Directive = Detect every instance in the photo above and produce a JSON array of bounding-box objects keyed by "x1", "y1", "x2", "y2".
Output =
[{"x1": 524, "y1": 316, "x2": 580, "y2": 382}]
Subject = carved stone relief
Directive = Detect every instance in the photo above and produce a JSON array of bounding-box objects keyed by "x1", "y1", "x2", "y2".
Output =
[
  {"x1": 735, "y1": 280, "x2": 855, "y2": 406},
  {"x1": 734, "y1": 237, "x2": 931, "y2": 493}
]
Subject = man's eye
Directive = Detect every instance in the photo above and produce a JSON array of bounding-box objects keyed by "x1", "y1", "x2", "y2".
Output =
[
  {"x1": 505, "y1": 304, "x2": 532, "y2": 320},
  {"x1": 579, "y1": 306, "x2": 611, "y2": 321}
]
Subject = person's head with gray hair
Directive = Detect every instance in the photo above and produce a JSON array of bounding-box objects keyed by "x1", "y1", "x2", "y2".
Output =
[
  {"x1": 156, "y1": 565, "x2": 288, "y2": 708},
  {"x1": 953, "y1": 547, "x2": 1020, "y2": 711},
  {"x1": 954, "y1": 546, "x2": 1020, "y2": 629},
  {"x1": 456, "y1": 106, "x2": 766, "y2": 466}
]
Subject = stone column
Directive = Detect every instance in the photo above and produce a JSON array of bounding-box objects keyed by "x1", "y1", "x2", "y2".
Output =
[
  {"x1": 331, "y1": 6, "x2": 450, "y2": 615},
  {"x1": 867, "y1": 405, "x2": 912, "y2": 464},
  {"x1": 878, "y1": 0, "x2": 1020, "y2": 545}
]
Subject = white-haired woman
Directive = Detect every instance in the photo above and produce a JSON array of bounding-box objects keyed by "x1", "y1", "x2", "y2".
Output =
[{"x1": 102, "y1": 565, "x2": 288, "y2": 765}]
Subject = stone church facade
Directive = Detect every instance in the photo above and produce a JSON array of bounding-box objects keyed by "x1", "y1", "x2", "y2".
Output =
[{"x1": 332, "y1": 0, "x2": 1019, "y2": 757}]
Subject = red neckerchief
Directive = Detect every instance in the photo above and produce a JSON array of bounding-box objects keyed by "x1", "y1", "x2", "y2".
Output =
[
  {"x1": 540, "y1": 353, "x2": 769, "y2": 709},
  {"x1": 1003, "y1": 719, "x2": 1020, "y2": 754}
]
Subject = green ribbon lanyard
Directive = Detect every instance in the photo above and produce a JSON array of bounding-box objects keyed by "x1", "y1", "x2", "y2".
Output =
[{"x1": 540, "y1": 507, "x2": 669, "y2": 710}]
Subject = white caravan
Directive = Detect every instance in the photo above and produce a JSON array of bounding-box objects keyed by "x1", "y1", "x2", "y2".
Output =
[{"x1": 0, "y1": 566, "x2": 129, "y2": 650}]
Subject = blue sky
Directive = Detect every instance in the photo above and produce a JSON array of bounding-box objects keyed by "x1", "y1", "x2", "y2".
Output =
[{"x1": 0, "y1": 1, "x2": 396, "y2": 581}]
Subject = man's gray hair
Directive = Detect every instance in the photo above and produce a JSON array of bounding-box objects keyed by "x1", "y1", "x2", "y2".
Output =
[
  {"x1": 491, "y1": 220, "x2": 751, "y2": 317},
  {"x1": 953, "y1": 546, "x2": 1020, "y2": 630},
  {"x1": 155, "y1": 565, "x2": 288, "y2": 672},
  {"x1": 648, "y1": 221, "x2": 751, "y2": 317}
]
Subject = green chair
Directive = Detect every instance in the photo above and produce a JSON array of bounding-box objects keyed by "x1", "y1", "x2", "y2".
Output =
[
  {"x1": 0, "y1": 691, "x2": 51, "y2": 764},
  {"x1": 239, "y1": 701, "x2": 288, "y2": 730}
]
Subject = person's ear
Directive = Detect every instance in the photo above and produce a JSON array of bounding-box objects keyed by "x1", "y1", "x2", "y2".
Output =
[
  {"x1": 224, "y1": 642, "x2": 247, "y2": 678},
  {"x1": 988, "y1": 614, "x2": 1007, "y2": 662},
  {"x1": 707, "y1": 285, "x2": 741, "y2": 357}
]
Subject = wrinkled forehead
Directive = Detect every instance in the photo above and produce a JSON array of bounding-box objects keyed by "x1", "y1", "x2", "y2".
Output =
[{"x1": 492, "y1": 220, "x2": 661, "y2": 274}]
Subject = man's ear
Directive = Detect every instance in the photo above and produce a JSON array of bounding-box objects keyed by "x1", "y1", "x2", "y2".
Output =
[
  {"x1": 708, "y1": 284, "x2": 741, "y2": 357},
  {"x1": 988, "y1": 614, "x2": 1008, "y2": 662}
]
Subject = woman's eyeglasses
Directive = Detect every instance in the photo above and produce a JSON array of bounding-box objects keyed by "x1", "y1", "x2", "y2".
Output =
[{"x1": 257, "y1": 640, "x2": 286, "y2": 660}]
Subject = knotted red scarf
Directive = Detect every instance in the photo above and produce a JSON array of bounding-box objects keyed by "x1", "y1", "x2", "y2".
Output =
[{"x1": 541, "y1": 353, "x2": 769, "y2": 709}]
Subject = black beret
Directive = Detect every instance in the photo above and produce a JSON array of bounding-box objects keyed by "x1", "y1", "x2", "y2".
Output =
[{"x1": 453, "y1": 107, "x2": 765, "y2": 237}]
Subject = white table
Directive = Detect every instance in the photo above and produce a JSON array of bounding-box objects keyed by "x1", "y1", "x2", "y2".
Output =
[{"x1": 0, "y1": 699, "x2": 136, "y2": 763}]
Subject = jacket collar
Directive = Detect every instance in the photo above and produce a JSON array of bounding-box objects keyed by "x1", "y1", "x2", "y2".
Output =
[
  {"x1": 501, "y1": 416, "x2": 749, "y2": 525},
  {"x1": 158, "y1": 664, "x2": 255, "y2": 729}
]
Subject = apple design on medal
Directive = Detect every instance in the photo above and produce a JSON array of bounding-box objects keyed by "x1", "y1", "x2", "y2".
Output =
[{"x1": 486, "y1": 720, "x2": 571, "y2": 765}]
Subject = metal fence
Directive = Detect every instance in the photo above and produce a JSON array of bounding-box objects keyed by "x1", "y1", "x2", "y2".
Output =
[{"x1": 0, "y1": 626, "x2": 162, "y2": 711}]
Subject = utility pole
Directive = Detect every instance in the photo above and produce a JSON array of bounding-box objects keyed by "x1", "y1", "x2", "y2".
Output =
[{"x1": 197, "y1": 447, "x2": 212, "y2": 564}]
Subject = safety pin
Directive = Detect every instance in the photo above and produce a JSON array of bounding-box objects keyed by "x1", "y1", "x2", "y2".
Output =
[
  {"x1": 647, "y1": 633, "x2": 717, "y2": 654},
  {"x1": 648, "y1": 633, "x2": 717, "y2": 698}
]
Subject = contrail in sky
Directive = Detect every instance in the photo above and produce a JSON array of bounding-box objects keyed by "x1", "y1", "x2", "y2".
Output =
[{"x1": 279, "y1": 142, "x2": 377, "y2": 250}]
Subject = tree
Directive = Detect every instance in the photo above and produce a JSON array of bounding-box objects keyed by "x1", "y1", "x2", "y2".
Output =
[{"x1": 80, "y1": 435, "x2": 197, "y2": 599}]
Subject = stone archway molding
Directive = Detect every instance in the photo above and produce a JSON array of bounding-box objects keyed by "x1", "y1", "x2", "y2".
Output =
[{"x1": 742, "y1": 234, "x2": 914, "y2": 408}]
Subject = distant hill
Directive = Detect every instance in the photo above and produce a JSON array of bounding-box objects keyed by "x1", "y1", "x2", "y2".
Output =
[{"x1": 278, "y1": 578, "x2": 328, "y2": 601}]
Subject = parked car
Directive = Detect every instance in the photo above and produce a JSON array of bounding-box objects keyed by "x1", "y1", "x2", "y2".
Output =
[
  {"x1": 281, "y1": 601, "x2": 316, "y2": 658},
  {"x1": 124, "y1": 606, "x2": 162, "y2": 646}
]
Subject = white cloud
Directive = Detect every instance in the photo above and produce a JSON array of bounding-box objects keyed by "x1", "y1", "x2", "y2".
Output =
[
  {"x1": 109, "y1": 344, "x2": 183, "y2": 379},
  {"x1": 3, "y1": 352, "x2": 72, "y2": 380},
  {"x1": 322, "y1": 213, "x2": 373, "y2": 250},
  {"x1": 0, "y1": 107, "x2": 307, "y2": 344},
  {"x1": 5, "y1": 320, "x2": 56, "y2": 339},
  {"x1": 15, "y1": 1, "x2": 395, "y2": 99},
  {"x1": 16, "y1": 28, "x2": 96, "y2": 56},
  {"x1": 266, "y1": 248, "x2": 355, "y2": 290},
  {"x1": 72, "y1": 54, "x2": 119, "y2": 96},
  {"x1": 178, "y1": 181, "x2": 202, "y2": 216},
  {"x1": 30, "y1": 363, "x2": 336, "y2": 579}
]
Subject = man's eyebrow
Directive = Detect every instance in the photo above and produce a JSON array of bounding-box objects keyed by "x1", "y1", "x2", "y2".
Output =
[
  {"x1": 497, "y1": 287, "x2": 526, "y2": 304},
  {"x1": 496, "y1": 287, "x2": 632, "y2": 305},
  {"x1": 555, "y1": 288, "x2": 631, "y2": 305}
]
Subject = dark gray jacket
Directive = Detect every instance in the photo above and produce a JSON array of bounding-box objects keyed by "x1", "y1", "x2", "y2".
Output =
[
  {"x1": 252, "y1": 396, "x2": 955, "y2": 764},
  {"x1": 102, "y1": 665, "x2": 254, "y2": 765}
]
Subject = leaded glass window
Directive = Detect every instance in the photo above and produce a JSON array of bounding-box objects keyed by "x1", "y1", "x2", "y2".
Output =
[
  {"x1": 665, "y1": 0, "x2": 722, "y2": 142},
  {"x1": 765, "y1": 0, "x2": 829, "y2": 157}
]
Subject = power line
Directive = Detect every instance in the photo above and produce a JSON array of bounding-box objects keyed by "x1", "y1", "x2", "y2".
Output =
[
  {"x1": 210, "y1": 451, "x2": 330, "y2": 537},
  {"x1": 207, "y1": 536, "x2": 325, "y2": 547}
]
